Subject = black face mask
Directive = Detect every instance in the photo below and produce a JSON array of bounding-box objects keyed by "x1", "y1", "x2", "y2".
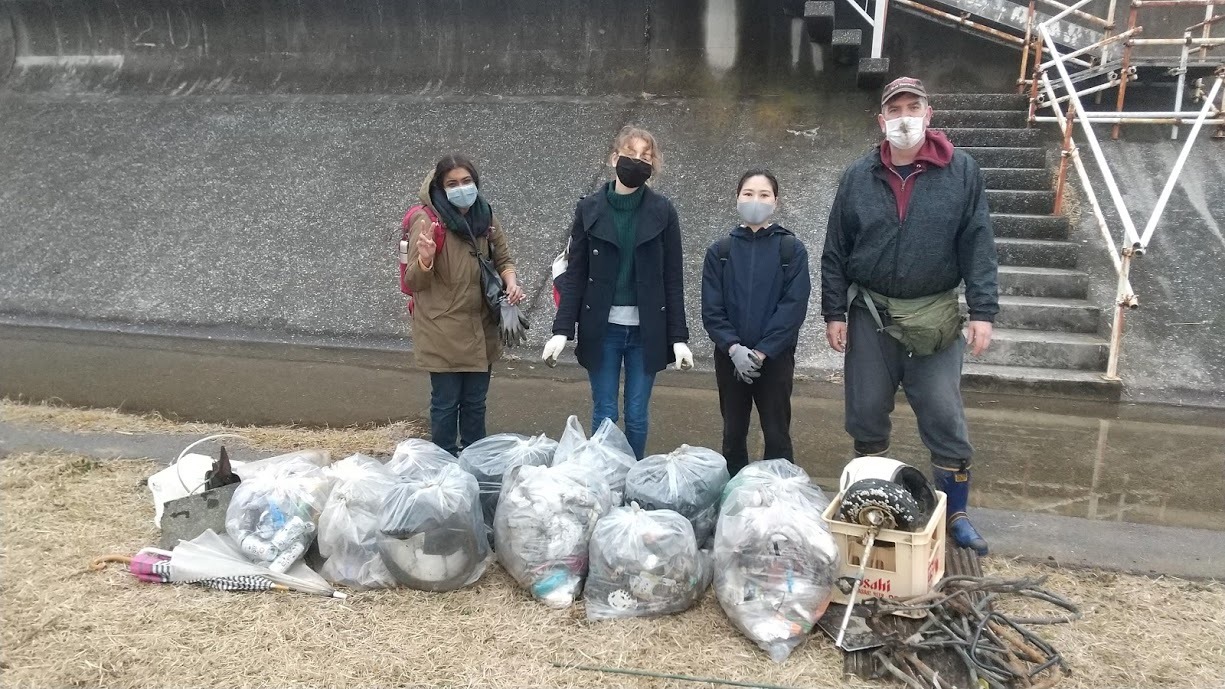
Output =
[{"x1": 614, "y1": 155, "x2": 653, "y2": 188}]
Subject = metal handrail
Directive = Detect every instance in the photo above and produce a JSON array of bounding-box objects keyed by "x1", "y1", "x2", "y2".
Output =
[
  {"x1": 1139, "y1": 76, "x2": 1225, "y2": 246},
  {"x1": 1040, "y1": 3, "x2": 1143, "y2": 250},
  {"x1": 892, "y1": 0, "x2": 1222, "y2": 381},
  {"x1": 1039, "y1": 75, "x2": 1132, "y2": 283},
  {"x1": 1038, "y1": 27, "x2": 1140, "y2": 70},
  {"x1": 1036, "y1": 0, "x2": 1224, "y2": 380},
  {"x1": 839, "y1": 0, "x2": 876, "y2": 26},
  {"x1": 1037, "y1": 0, "x2": 1115, "y2": 27}
]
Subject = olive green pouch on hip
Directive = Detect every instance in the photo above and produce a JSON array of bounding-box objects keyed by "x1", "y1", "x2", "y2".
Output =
[{"x1": 849, "y1": 283, "x2": 964, "y2": 357}]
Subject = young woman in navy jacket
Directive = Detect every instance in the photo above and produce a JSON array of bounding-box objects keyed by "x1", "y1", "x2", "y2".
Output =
[{"x1": 701, "y1": 169, "x2": 811, "y2": 475}]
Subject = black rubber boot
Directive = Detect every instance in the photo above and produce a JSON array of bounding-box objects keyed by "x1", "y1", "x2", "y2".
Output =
[
  {"x1": 853, "y1": 439, "x2": 891, "y2": 457},
  {"x1": 932, "y1": 467, "x2": 989, "y2": 556}
]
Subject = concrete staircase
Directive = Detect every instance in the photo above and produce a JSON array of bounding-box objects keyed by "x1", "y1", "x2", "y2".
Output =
[
  {"x1": 932, "y1": 93, "x2": 1121, "y2": 401},
  {"x1": 791, "y1": 1, "x2": 891, "y2": 87}
]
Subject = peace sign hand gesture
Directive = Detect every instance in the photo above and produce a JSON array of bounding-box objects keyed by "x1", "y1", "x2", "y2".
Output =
[{"x1": 417, "y1": 227, "x2": 437, "y2": 267}]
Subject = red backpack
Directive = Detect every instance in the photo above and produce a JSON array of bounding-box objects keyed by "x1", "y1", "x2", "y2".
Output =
[{"x1": 398, "y1": 204, "x2": 445, "y2": 317}]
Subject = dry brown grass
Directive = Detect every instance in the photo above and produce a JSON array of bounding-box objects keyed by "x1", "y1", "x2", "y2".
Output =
[
  {"x1": 1, "y1": 453, "x2": 854, "y2": 689},
  {"x1": 0, "y1": 398, "x2": 426, "y2": 457},
  {"x1": 1, "y1": 452, "x2": 1222, "y2": 689},
  {"x1": 988, "y1": 559, "x2": 1225, "y2": 689}
]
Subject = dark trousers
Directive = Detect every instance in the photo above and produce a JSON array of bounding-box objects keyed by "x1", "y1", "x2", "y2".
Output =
[
  {"x1": 844, "y1": 305, "x2": 973, "y2": 469},
  {"x1": 429, "y1": 370, "x2": 492, "y2": 456},
  {"x1": 714, "y1": 347, "x2": 796, "y2": 476}
]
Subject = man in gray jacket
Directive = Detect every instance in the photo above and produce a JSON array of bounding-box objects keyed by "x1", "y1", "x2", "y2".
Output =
[{"x1": 821, "y1": 77, "x2": 998, "y2": 555}]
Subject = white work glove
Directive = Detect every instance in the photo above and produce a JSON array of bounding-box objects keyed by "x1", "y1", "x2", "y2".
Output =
[
  {"x1": 673, "y1": 342, "x2": 694, "y2": 371},
  {"x1": 542, "y1": 334, "x2": 568, "y2": 367}
]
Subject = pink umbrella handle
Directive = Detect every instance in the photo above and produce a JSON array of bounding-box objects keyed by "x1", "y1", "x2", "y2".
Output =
[{"x1": 89, "y1": 552, "x2": 171, "y2": 584}]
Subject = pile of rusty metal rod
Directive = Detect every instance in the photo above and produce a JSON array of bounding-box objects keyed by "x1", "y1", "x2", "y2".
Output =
[{"x1": 863, "y1": 576, "x2": 1082, "y2": 689}]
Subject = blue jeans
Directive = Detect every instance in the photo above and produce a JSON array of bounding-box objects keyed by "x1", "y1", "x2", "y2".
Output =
[
  {"x1": 587, "y1": 324, "x2": 657, "y2": 459},
  {"x1": 429, "y1": 370, "x2": 491, "y2": 456}
]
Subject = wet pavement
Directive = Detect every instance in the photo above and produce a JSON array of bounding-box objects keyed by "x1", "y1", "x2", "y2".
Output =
[
  {"x1": 4, "y1": 331, "x2": 1224, "y2": 578},
  {"x1": 3, "y1": 321, "x2": 1222, "y2": 540}
]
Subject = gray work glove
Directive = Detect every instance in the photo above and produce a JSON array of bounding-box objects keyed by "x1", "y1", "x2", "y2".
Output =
[
  {"x1": 499, "y1": 299, "x2": 530, "y2": 348},
  {"x1": 729, "y1": 344, "x2": 763, "y2": 384}
]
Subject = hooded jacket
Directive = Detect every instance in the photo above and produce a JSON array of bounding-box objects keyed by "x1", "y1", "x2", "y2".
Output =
[
  {"x1": 403, "y1": 173, "x2": 516, "y2": 372},
  {"x1": 701, "y1": 224, "x2": 811, "y2": 358},
  {"x1": 820, "y1": 130, "x2": 999, "y2": 323}
]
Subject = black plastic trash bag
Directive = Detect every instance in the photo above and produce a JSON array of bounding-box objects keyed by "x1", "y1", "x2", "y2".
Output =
[
  {"x1": 552, "y1": 415, "x2": 635, "y2": 504},
  {"x1": 714, "y1": 460, "x2": 840, "y2": 663},
  {"x1": 494, "y1": 461, "x2": 613, "y2": 608},
  {"x1": 226, "y1": 450, "x2": 334, "y2": 574},
  {"x1": 458, "y1": 433, "x2": 556, "y2": 532},
  {"x1": 317, "y1": 454, "x2": 399, "y2": 590},
  {"x1": 625, "y1": 445, "x2": 730, "y2": 546},
  {"x1": 584, "y1": 504, "x2": 710, "y2": 620},
  {"x1": 376, "y1": 463, "x2": 489, "y2": 592}
]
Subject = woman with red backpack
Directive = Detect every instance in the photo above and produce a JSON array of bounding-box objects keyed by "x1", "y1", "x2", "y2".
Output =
[
  {"x1": 402, "y1": 154, "x2": 525, "y2": 456},
  {"x1": 545, "y1": 126, "x2": 694, "y2": 460}
]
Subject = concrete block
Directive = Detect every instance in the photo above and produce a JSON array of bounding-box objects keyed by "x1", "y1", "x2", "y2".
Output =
[
  {"x1": 857, "y1": 57, "x2": 890, "y2": 88},
  {"x1": 982, "y1": 167, "x2": 1052, "y2": 191},
  {"x1": 971, "y1": 329, "x2": 1108, "y2": 370},
  {"x1": 931, "y1": 110, "x2": 1028, "y2": 128},
  {"x1": 989, "y1": 295, "x2": 1101, "y2": 333},
  {"x1": 998, "y1": 266, "x2": 1089, "y2": 299},
  {"x1": 159, "y1": 483, "x2": 239, "y2": 550},
  {"x1": 933, "y1": 93, "x2": 1030, "y2": 111},
  {"x1": 803, "y1": 1, "x2": 836, "y2": 43},
  {"x1": 987, "y1": 189, "x2": 1055, "y2": 215},
  {"x1": 992, "y1": 213, "x2": 1071, "y2": 240},
  {"x1": 831, "y1": 29, "x2": 862, "y2": 65},
  {"x1": 962, "y1": 364, "x2": 1121, "y2": 401},
  {"x1": 962, "y1": 146, "x2": 1046, "y2": 168},
  {"x1": 940, "y1": 127, "x2": 1044, "y2": 147},
  {"x1": 995, "y1": 237, "x2": 1079, "y2": 269}
]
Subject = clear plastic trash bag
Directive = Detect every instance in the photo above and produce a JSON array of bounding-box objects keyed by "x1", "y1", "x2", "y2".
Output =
[
  {"x1": 225, "y1": 450, "x2": 335, "y2": 574},
  {"x1": 458, "y1": 433, "x2": 557, "y2": 531},
  {"x1": 317, "y1": 454, "x2": 400, "y2": 590},
  {"x1": 625, "y1": 445, "x2": 730, "y2": 546},
  {"x1": 553, "y1": 415, "x2": 635, "y2": 504},
  {"x1": 387, "y1": 438, "x2": 458, "y2": 480},
  {"x1": 722, "y1": 459, "x2": 833, "y2": 517},
  {"x1": 714, "y1": 460, "x2": 840, "y2": 663},
  {"x1": 376, "y1": 463, "x2": 489, "y2": 592},
  {"x1": 584, "y1": 504, "x2": 710, "y2": 620},
  {"x1": 494, "y1": 461, "x2": 613, "y2": 609}
]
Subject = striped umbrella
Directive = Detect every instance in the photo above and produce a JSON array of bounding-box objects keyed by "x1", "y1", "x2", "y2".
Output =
[
  {"x1": 93, "y1": 550, "x2": 288, "y2": 592},
  {"x1": 93, "y1": 530, "x2": 346, "y2": 598}
]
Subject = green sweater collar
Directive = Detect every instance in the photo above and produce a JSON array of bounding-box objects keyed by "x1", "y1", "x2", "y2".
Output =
[{"x1": 605, "y1": 182, "x2": 646, "y2": 210}]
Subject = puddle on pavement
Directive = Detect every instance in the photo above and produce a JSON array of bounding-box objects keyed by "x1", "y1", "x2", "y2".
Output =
[
  {"x1": 4, "y1": 332, "x2": 1222, "y2": 532},
  {"x1": 627, "y1": 386, "x2": 1225, "y2": 532},
  {"x1": 785, "y1": 398, "x2": 1225, "y2": 532}
]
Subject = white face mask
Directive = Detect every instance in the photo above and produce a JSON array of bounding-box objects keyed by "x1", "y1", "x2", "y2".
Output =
[{"x1": 884, "y1": 115, "x2": 926, "y2": 150}]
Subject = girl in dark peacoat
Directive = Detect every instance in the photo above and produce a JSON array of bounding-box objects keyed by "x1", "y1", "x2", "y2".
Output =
[{"x1": 546, "y1": 126, "x2": 693, "y2": 459}]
